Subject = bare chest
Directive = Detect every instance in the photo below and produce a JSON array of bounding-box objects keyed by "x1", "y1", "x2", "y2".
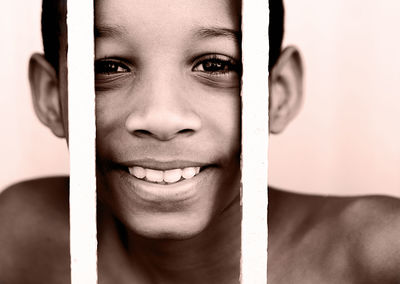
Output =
[{"x1": 267, "y1": 230, "x2": 368, "y2": 284}]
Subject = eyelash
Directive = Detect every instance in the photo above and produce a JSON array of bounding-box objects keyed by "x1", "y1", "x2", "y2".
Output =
[
  {"x1": 95, "y1": 55, "x2": 240, "y2": 76},
  {"x1": 192, "y1": 54, "x2": 241, "y2": 76},
  {"x1": 95, "y1": 58, "x2": 131, "y2": 75}
]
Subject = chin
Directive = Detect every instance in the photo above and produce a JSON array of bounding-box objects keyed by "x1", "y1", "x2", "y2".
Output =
[
  {"x1": 128, "y1": 211, "x2": 211, "y2": 240},
  {"x1": 96, "y1": 157, "x2": 240, "y2": 241}
]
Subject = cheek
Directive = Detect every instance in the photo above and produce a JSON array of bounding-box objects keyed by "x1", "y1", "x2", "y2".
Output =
[
  {"x1": 95, "y1": 95, "x2": 129, "y2": 156},
  {"x1": 95, "y1": 95, "x2": 124, "y2": 129},
  {"x1": 202, "y1": 92, "x2": 241, "y2": 152}
]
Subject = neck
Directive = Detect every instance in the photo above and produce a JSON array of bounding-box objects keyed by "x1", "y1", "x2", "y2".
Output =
[{"x1": 99, "y1": 196, "x2": 242, "y2": 284}]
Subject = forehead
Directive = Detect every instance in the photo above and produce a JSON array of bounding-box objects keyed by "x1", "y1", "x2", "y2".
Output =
[{"x1": 95, "y1": 0, "x2": 241, "y2": 36}]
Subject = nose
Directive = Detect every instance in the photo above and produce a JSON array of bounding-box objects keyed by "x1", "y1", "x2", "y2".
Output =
[{"x1": 125, "y1": 76, "x2": 202, "y2": 141}]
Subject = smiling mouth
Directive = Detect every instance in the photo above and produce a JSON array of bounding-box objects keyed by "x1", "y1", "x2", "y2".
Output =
[{"x1": 127, "y1": 166, "x2": 204, "y2": 185}]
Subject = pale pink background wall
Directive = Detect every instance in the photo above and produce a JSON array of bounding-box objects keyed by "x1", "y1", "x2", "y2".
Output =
[
  {"x1": 1, "y1": 1, "x2": 399, "y2": 198},
  {"x1": 269, "y1": 0, "x2": 400, "y2": 197},
  {"x1": 0, "y1": 0, "x2": 69, "y2": 191}
]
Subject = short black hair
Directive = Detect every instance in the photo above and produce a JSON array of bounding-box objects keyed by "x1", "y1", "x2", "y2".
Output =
[
  {"x1": 269, "y1": 0, "x2": 285, "y2": 70},
  {"x1": 41, "y1": 0, "x2": 284, "y2": 72},
  {"x1": 41, "y1": 0, "x2": 67, "y2": 73}
]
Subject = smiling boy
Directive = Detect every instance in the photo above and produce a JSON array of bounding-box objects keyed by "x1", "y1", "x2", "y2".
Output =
[
  {"x1": 1, "y1": 0, "x2": 400, "y2": 283},
  {"x1": 93, "y1": 0, "x2": 242, "y2": 243}
]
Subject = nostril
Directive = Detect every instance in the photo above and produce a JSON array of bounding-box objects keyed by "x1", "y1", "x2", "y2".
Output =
[
  {"x1": 133, "y1": 128, "x2": 194, "y2": 139},
  {"x1": 125, "y1": 110, "x2": 201, "y2": 140},
  {"x1": 133, "y1": 129, "x2": 153, "y2": 137},
  {"x1": 178, "y1": 129, "x2": 194, "y2": 135}
]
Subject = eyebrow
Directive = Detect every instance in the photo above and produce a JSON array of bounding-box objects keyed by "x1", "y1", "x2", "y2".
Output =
[
  {"x1": 94, "y1": 24, "x2": 127, "y2": 39},
  {"x1": 193, "y1": 27, "x2": 241, "y2": 43},
  {"x1": 94, "y1": 24, "x2": 241, "y2": 44}
]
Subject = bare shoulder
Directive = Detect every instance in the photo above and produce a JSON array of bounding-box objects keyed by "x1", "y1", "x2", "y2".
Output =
[
  {"x1": 340, "y1": 194, "x2": 400, "y2": 281},
  {"x1": 0, "y1": 177, "x2": 70, "y2": 283},
  {"x1": 268, "y1": 188, "x2": 400, "y2": 283}
]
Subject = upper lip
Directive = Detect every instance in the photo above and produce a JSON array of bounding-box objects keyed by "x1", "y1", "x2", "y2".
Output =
[{"x1": 119, "y1": 159, "x2": 211, "y2": 171}]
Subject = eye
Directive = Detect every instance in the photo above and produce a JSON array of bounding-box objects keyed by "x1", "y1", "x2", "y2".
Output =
[
  {"x1": 94, "y1": 58, "x2": 133, "y2": 92},
  {"x1": 192, "y1": 54, "x2": 241, "y2": 88},
  {"x1": 95, "y1": 59, "x2": 130, "y2": 75},
  {"x1": 193, "y1": 55, "x2": 241, "y2": 75}
]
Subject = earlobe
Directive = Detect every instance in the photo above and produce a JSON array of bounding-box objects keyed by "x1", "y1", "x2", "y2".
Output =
[
  {"x1": 29, "y1": 53, "x2": 65, "y2": 138},
  {"x1": 269, "y1": 46, "x2": 303, "y2": 134}
]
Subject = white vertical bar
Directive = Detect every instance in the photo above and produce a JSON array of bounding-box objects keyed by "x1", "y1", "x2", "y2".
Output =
[
  {"x1": 67, "y1": 0, "x2": 97, "y2": 283},
  {"x1": 241, "y1": 0, "x2": 269, "y2": 283}
]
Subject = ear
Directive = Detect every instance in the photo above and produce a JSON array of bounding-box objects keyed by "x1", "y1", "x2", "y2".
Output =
[
  {"x1": 269, "y1": 46, "x2": 303, "y2": 134},
  {"x1": 29, "y1": 53, "x2": 66, "y2": 138}
]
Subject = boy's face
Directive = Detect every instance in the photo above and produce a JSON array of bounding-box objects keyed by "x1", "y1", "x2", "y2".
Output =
[{"x1": 93, "y1": 0, "x2": 242, "y2": 239}]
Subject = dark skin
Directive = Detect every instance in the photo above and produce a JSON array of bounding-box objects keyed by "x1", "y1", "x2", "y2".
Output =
[
  {"x1": 1, "y1": 0, "x2": 400, "y2": 282},
  {"x1": 268, "y1": 190, "x2": 400, "y2": 283},
  {"x1": 1, "y1": 180, "x2": 400, "y2": 283}
]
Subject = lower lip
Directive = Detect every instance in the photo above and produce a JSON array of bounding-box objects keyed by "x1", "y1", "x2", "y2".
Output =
[{"x1": 120, "y1": 167, "x2": 213, "y2": 203}]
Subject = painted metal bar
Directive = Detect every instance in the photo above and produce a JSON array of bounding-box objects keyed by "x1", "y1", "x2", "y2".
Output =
[
  {"x1": 241, "y1": 0, "x2": 270, "y2": 283},
  {"x1": 67, "y1": 0, "x2": 97, "y2": 283}
]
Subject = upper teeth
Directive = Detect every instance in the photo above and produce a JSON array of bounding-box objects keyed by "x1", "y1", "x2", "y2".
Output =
[{"x1": 128, "y1": 166, "x2": 201, "y2": 184}]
